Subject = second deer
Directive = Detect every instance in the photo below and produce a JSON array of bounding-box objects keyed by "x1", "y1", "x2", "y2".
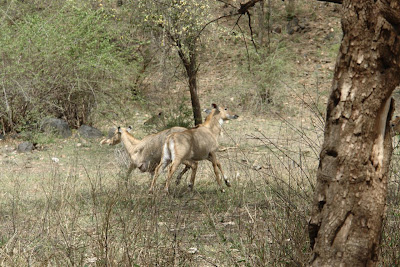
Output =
[{"x1": 101, "y1": 126, "x2": 192, "y2": 181}]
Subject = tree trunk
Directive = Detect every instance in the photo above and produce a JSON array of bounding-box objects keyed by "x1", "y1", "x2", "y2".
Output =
[
  {"x1": 309, "y1": 1, "x2": 400, "y2": 265},
  {"x1": 187, "y1": 67, "x2": 202, "y2": 126},
  {"x1": 178, "y1": 44, "x2": 202, "y2": 126}
]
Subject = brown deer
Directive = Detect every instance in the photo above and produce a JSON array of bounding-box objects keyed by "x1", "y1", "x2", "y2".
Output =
[
  {"x1": 101, "y1": 126, "x2": 192, "y2": 180},
  {"x1": 149, "y1": 104, "x2": 239, "y2": 194}
]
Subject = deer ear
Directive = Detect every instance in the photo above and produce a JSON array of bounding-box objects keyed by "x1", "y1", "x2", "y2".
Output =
[
  {"x1": 204, "y1": 108, "x2": 212, "y2": 114},
  {"x1": 118, "y1": 126, "x2": 122, "y2": 133},
  {"x1": 211, "y1": 103, "x2": 218, "y2": 109},
  {"x1": 127, "y1": 126, "x2": 133, "y2": 132}
]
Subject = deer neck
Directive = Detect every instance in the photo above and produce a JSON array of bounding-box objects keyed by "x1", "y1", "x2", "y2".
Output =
[
  {"x1": 120, "y1": 130, "x2": 140, "y2": 151},
  {"x1": 204, "y1": 111, "x2": 223, "y2": 137}
]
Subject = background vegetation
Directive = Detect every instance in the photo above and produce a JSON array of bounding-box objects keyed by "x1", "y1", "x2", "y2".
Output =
[{"x1": 1, "y1": 0, "x2": 400, "y2": 266}]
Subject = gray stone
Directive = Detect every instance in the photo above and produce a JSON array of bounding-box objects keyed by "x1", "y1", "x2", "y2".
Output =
[
  {"x1": 17, "y1": 141, "x2": 34, "y2": 153},
  {"x1": 78, "y1": 125, "x2": 104, "y2": 139},
  {"x1": 41, "y1": 118, "x2": 72, "y2": 138}
]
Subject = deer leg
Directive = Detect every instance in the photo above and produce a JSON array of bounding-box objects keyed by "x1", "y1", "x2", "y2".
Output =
[
  {"x1": 175, "y1": 164, "x2": 191, "y2": 185},
  {"x1": 215, "y1": 159, "x2": 231, "y2": 187},
  {"x1": 149, "y1": 160, "x2": 169, "y2": 194},
  {"x1": 186, "y1": 161, "x2": 198, "y2": 190},
  {"x1": 164, "y1": 160, "x2": 180, "y2": 194},
  {"x1": 208, "y1": 152, "x2": 224, "y2": 192}
]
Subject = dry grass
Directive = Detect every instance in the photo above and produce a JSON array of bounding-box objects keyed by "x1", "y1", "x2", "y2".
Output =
[
  {"x1": 0, "y1": 106, "x2": 321, "y2": 266},
  {"x1": 1, "y1": 98, "x2": 400, "y2": 266}
]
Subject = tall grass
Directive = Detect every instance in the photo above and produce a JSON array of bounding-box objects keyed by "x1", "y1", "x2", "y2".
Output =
[
  {"x1": 1, "y1": 90, "x2": 400, "y2": 266},
  {"x1": 0, "y1": 94, "x2": 324, "y2": 266}
]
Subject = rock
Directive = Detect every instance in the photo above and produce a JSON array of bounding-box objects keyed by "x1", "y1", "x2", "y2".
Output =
[
  {"x1": 41, "y1": 118, "x2": 72, "y2": 138},
  {"x1": 78, "y1": 125, "x2": 104, "y2": 139},
  {"x1": 286, "y1": 16, "x2": 308, "y2": 35},
  {"x1": 222, "y1": 221, "x2": 236, "y2": 226},
  {"x1": 188, "y1": 247, "x2": 198, "y2": 254},
  {"x1": 17, "y1": 141, "x2": 34, "y2": 153},
  {"x1": 252, "y1": 165, "x2": 262, "y2": 171},
  {"x1": 286, "y1": 17, "x2": 299, "y2": 35},
  {"x1": 273, "y1": 26, "x2": 282, "y2": 34}
]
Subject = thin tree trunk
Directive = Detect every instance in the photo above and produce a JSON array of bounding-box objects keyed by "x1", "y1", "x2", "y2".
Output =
[
  {"x1": 187, "y1": 69, "x2": 202, "y2": 126},
  {"x1": 309, "y1": 1, "x2": 400, "y2": 265},
  {"x1": 177, "y1": 44, "x2": 202, "y2": 126}
]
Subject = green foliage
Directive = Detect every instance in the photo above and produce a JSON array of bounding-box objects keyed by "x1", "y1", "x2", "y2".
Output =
[
  {"x1": 136, "y1": 0, "x2": 212, "y2": 51},
  {"x1": 163, "y1": 101, "x2": 193, "y2": 129},
  {"x1": 0, "y1": 1, "x2": 141, "y2": 132},
  {"x1": 143, "y1": 99, "x2": 193, "y2": 133}
]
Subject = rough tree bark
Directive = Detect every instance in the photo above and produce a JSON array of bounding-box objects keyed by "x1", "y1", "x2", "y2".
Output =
[{"x1": 309, "y1": 0, "x2": 400, "y2": 265}]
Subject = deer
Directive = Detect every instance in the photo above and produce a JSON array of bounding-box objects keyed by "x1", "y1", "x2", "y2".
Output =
[
  {"x1": 149, "y1": 104, "x2": 239, "y2": 194},
  {"x1": 101, "y1": 126, "x2": 192, "y2": 181}
]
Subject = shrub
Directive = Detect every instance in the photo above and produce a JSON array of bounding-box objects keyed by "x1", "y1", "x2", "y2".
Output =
[{"x1": 0, "y1": 1, "x2": 141, "y2": 133}]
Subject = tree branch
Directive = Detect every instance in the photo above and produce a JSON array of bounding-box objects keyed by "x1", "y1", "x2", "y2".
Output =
[
  {"x1": 246, "y1": 11, "x2": 258, "y2": 53},
  {"x1": 238, "y1": 0, "x2": 263, "y2": 14}
]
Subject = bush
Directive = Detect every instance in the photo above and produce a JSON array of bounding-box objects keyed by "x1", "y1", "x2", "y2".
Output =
[
  {"x1": 0, "y1": 1, "x2": 141, "y2": 133},
  {"x1": 143, "y1": 99, "x2": 193, "y2": 133}
]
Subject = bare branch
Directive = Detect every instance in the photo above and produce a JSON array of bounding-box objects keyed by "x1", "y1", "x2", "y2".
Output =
[
  {"x1": 238, "y1": 0, "x2": 263, "y2": 14},
  {"x1": 246, "y1": 11, "x2": 258, "y2": 53},
  {"x1": 196, "y1": 13, "x2": 239, "y2": 40}
]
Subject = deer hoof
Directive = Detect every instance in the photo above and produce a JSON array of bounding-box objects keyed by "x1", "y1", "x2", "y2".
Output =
[{"x1": 225, "y1": 180, "x2": 231, "y2": 187}]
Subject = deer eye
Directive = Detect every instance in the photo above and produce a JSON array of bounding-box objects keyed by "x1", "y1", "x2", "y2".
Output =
[{"x1": 224, "y1": 108, "x2": 228, "y2": 111}]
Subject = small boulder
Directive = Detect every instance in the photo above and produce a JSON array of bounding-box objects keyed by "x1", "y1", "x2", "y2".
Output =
[
  {"x1": 17, "y1": 141, "x2": 34, "y2": 153},
  {"x1": 286, "y1": 16, "x2": 308, "y2": 35},
  {"x1": 41, "y1": 118, "x2": 72, "y2": 138},
  {"x1": 78, "y1": 125, "x2": 104, "y2": 139}
]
